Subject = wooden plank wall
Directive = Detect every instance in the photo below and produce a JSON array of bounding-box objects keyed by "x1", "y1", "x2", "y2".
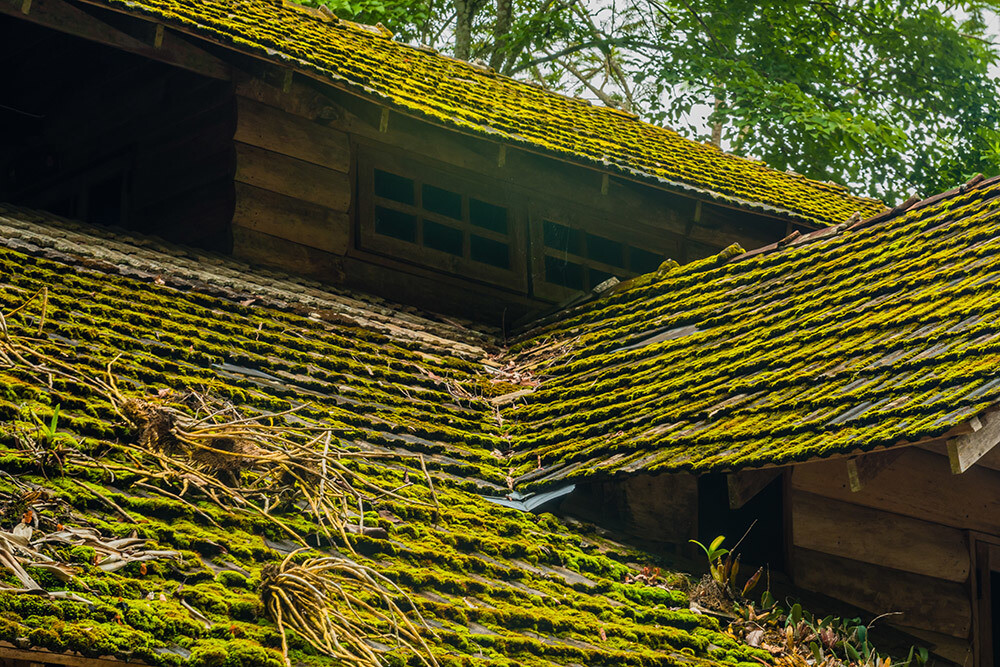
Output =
[
  {"x1": 227, "y1": 72, "x2": 810, "y2": 323},
  {"x1": 789, "y1": 447, "x2": 994, "y2": 665}
]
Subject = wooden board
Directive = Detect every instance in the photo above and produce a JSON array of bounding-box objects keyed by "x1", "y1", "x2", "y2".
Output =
[
  {"x1": 897, "y1": 626, "x2": 973, "y2": 665},
  {"x1": 790, "y1": 547, "x2": 971, "y2": 638},
  {"x1": 791, "y1": 449, "x2": 1000, "y2": 536},
  {"x1": 235, "y1": 96, "x2": 350, "y2": 172},
  {"x1": 231, "y1": 225, "x2": 346, "y2": 284},
  {"x1": 233, "y1": 182, "x2": 349, "y2": 255},
  {"x1": 791, "y1": 490, "x2": 970, "y2": 582},
  {"x1": 235, "y1": 142, "x2": 351, "y2": 212},
  {"x1": 622, "y1": 473, "x2": 698, "y2": 544}
]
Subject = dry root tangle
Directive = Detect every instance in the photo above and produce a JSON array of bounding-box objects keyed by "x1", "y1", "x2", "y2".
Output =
[{"x1": 260, "y1": 549, "x2": 438, "y2": 667}]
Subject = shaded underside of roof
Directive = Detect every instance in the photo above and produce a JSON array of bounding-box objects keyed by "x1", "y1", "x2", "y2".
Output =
[
  {"x1": 0, "y1": 205, "x2": 764, "y2": 667},
  {"x1": 77, "y1": 0, "x2": 883, "y2": 226},
  {"x1": 508, "y1": 176, "x2": 1000, "y2": 489}
]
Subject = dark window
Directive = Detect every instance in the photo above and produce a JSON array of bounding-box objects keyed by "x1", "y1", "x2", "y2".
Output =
[
  {"x1": 588, "y1": 268, "x2": 615, "y2": 288},
  {"x1": 422, "y1": 184, "x2": 462, "y2": 220},
  {"x1": 545, "y1": 256, "x2": 584, "y2": 290},
  {"x1": 470, "y1": 198, "x2": 508, "y2": 234},
  {"x1": 361, "y1": 160, "x2": 523, "y2": 291},
  {"x1": 375, "y1": 206, "x2": 417, "y2": 242},
  {"x1": 471, "y1": 234, "x2": 509, "y2": 268},
  {"x1": 424, "y1": 220, "x2": 463, "y2": 256},
  {"x1": 374, "y1": 169, "x2": 414, "y2": 205},
  {"x1": 630, "y1": 246, "x2": 663, "y2": 274},
  {"x1": 586, "y1": 233, "x2": 624, "y2": 268},
  {"x1": 543, "y1": 220, "x2": 583, "y2": 255}
]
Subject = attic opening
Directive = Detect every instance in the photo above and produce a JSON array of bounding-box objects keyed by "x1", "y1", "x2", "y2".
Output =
[{"x1": 0, "y1": 12, "x2": 235, "y2": 251}]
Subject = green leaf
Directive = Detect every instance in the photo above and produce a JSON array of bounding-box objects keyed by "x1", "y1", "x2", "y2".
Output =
[{"x1": 790, "y1": 603, "x2": 802, "y2": 625}]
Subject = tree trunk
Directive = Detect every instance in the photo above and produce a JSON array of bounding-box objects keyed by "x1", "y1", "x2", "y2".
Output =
[
  {"x1": 454, "y1": 0, "x2": 473, "y2": 61},
  {"x1": 710, "y1": 94, "x2": 723, "y2": 147},
  {"x1": 489, "y1": 0, "x2": 513, "y2": 70}
]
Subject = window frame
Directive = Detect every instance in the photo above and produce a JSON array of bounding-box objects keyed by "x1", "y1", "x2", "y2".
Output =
[
  {"x1": 528, "y1": 203, "x2": 678, "y2": 302},
  {"x1": 356, "y1": 150, "x2": 529, "y2": 293}
]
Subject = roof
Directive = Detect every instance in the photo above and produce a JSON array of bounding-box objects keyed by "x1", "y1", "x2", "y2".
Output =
[
  {"x1": 0, "y1": 204, "x2": 767, "y2": 667},
  {"x1": 505, "y1": 175, "x2": 1000, "y2": 489},
  {"x1": 76, "y1": 0, "x2": 883, "y2": 226}
]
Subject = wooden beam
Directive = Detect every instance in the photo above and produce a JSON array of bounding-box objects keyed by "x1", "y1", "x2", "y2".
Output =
[
  {"x1": 0, "y1": 643, "x2": 138, "y2": 666},
  {"x1": 727, "y1": 467, "x2": 783, "y2": 509},
  {"x1": 846, "y1": 447, "x2": 905, "y2": 491},
  {"x1": 0, "y1": 0, "x2": 231, "y2": 80},
  {"x1": 947, "y1": 412, "x2": 1000, "y2": 474}
]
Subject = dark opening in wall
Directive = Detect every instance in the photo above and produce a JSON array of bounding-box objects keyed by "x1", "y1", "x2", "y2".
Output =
[
  {"x1": 0, "y1": 14, "x2": 236, "y2": 251},
  {"x1": 697, "y1": 473, "x2": 785, "y2": 571}
]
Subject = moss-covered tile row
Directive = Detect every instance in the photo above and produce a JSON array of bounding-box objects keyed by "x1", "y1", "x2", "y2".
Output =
[
  {"x1": 78, "y1": 0, "x2": 882, "y2": 225},
  {"x1": 508, "y1": 176, "x2": 1000, "y2": 488}
]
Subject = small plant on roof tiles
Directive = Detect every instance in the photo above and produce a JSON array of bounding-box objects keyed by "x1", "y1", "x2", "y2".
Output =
[
  {"x1": 689, "y1": 534, "x2": 763, "y2": 603},
  {"x1": 730, "y1": 591, "x2": 930, "y2": 667}
]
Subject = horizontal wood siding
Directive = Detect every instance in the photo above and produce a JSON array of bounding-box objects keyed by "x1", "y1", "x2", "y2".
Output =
[
  {"x1": 792, "y1": 490, "x2": 970, "y2": 582},
  {"x1": 788, "y1": 449, "x2": 993, "y2": 661},
  {"x1": 790, "y1": 546, "x2": 971, "y2": 637},
  {"x1": 235, "y1": 96, "x2": 350, "y2": 172},
  {"x1": 792, "y1": 449, "x2": 1000, "y2": 535},
  {"x1": 233, "y1": 182, "x2": 349, "y2": 255}
]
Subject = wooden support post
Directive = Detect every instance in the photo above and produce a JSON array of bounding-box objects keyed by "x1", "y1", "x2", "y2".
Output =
[
  {"x1": 153, "y1": 22, "x2": 164, "y2": 48},
  {"x1": 282, "y1": 69, "x2": 294, "y2": 93},
  {"x1": 497, "y1": 143, "x2": 506, "y2": 167},
  {"x1": 948, "y1": 413, "x2": 999, "y2": 474},
  {"x1": 379, "y1": 108, "x2": 390, "y2": 133},
  {"x1": 1, "y1": 0, "x2": 231, "y2": 79},
  {"x1": 727, "y1": 467, "x2": 783, "y2": 509},
  {"x1": 846, "y1": 447, "x2": 905, "y2": 492},
  {"x1": 601, "y1": 173, "x2": 609, "y2": 195}
]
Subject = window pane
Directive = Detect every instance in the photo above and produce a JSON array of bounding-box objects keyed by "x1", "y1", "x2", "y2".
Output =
[
  {"x1": 375, "y1": 206, "x2": 417, "y2": 242},
  {"x1": 471, "y1": 235, "x2": 509, "y2": 268},
  {"x1": 588, "y1": 268, "x2": 615, "y2": 289},
  {"x1": 543, "y1": 220, "x2": 583, "y2": 255},
  {"x1": 423, "y1": 220, "x2": 463, "y2": 256},
  {"x1": 470, "y1": 199, "x2": 508, "y2": 234},
  {"x1": 545, "y1": 256, "x2": 584, "y2": 290},
  {"x1": 586, "y1": 233, "x2": 624, "y2": 268},
  {"x1": 423, "y1": 184, "x2": 462, "y2": 220},
  {"x1": 374, "y1": 169, "x2": 415, "y2": 205},
  {"x1": 629, "y1": 246, "x2": 663, "y2": 274}
]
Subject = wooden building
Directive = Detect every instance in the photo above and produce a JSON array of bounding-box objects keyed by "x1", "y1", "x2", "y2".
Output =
[
  {"x1": 0, "y1": 0, "x2": 880, "y2": 325},
  {"x1": 7, "y1": 2, "x2": 999, "y2": 667}
]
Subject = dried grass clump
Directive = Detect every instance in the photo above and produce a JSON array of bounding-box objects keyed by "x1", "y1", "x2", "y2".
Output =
[
  {"x1": 260, "y1": 550, "x2": 438, "y2": 667},
  {"x1": 0, "y1": 288, "x2": 435, "y2": 548}
]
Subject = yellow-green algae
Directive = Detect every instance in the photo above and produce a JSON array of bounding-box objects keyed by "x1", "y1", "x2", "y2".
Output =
[
  {"x1": 508, "y1": 176, "x2": 1000, "y2": 488},
  {"x1": 0, "y1": 209, "x2": 767, "y2": 667},
  {"x1": 80, "y1": 0, "x2": 881, "y2": 226}
]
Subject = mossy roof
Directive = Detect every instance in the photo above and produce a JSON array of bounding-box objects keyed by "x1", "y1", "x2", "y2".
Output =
[
  {"x1": 78, "y1": 0, "x2": 883, "y2": 226},
  {"x1": 0, "y1": 204, "x2": 769, "y2": 667},
  {"x1": 507, "y1": 175, "x2": 1000, "y2": 489}
]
